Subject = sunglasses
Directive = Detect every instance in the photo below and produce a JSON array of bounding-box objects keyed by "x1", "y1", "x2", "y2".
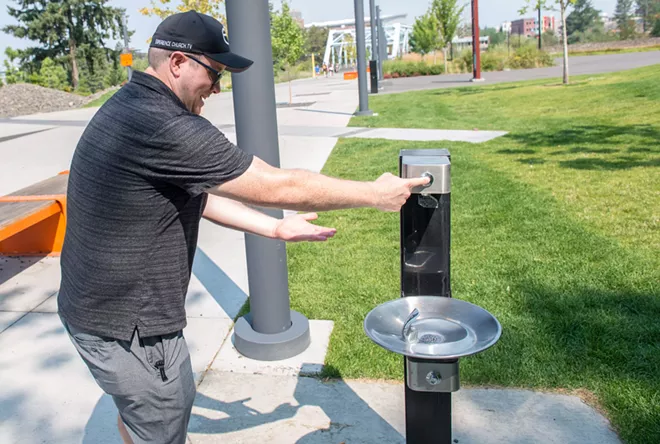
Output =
[{"x1": 186, "y1": 54, "x2": 224, "y2": 87}]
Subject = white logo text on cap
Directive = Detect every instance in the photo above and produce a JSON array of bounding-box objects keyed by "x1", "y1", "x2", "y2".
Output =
[{"x1": 155, "y1": 39, "x2": 193, "y2": 50}]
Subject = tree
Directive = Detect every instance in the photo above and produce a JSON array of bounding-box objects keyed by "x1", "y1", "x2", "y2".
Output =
[
  {"x1": 635, "y1": 0, "x2": 660, "y2": 32},
  {"x1": 271, "y1": 1, "x2": 304, "y2": 68},
  {"x1": 3, "y1": 0, "x2": 125, "y2": 90},
  {"x1": 521, "y1": 0, "x2": 576, "y2": 84},
  {"x1": 38, "y1": 57, "x2": 68, "y2": 89},
  {"x1": 139, "y1": 0, "x2": 225, "y2": 23},
  {"x1": 3, "y1": 47, "x2": 27, "y2": 84},
  {"x1": 542, "y1": 29, "x2": 560, "y2": 46},
  {"x1": 653, "y1": 16, "x2": 660, "y2": 35},
  {"x1": 615, "y1": 0, "x2": 637, "y2": 39},
  {"x1": 304, "y1": 26, "x2": 329, "y2": 61},
  {"x1": 270, "y1": 1, "x2": 304, "y2": 102},
  {"x1": 566, "y1": 0, "x2": 601, "y2": 39},
  {"x1": 432, "y1": 0, "x2": 465, "y2": 52},
  {"x1": 481, "y1": 27, "x2": 507, "y2": 46},
  {"x1": 410, "y1": 12, "x2": 440, "y2": 57},
  {"x1": 343, "y1": 33, "x2": 357, "y2": 65}
]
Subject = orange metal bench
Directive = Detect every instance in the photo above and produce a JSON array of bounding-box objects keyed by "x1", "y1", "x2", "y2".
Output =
[{"x1": 0, "y1": 171, "x2": 68, "y2": 256}]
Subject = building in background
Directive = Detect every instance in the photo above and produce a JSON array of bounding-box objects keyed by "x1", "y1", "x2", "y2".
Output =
[
  {"x1": 291, "y1": 9, "x2": 304, "y2": 28},
  {"x1": 452, "y1": 36, "x2": 490, "y2": 52},
  {"x1": 599, "y1": 13, "x2": 616, "y2": 32},
  {"x1": 500, "y1": 21, "x2": 512, "y2": 34},
  {"x1": 511, "y1": 16, "x2": 556, "y2": 38}
]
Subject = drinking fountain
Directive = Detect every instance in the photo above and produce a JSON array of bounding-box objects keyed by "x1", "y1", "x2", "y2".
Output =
[{"x1": 364, "y1": 149, "x2": 502, "y2": 443}]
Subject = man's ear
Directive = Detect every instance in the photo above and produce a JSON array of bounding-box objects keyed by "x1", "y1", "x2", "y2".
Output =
[{"x1": 169, "y1": 52, "x2": 187, "y2": 79}]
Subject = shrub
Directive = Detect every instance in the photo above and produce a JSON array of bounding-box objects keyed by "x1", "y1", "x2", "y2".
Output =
[
  {"x1": 38, "y1": 57, "x2": 68, "y2": 90},
  {"x1": 381, "y1": 46, "x2": 553, "y2": 78},
  {"x1": 507, "y1": 45, "x2": 554, "y2": 69},
  {"x1": 652, "y1": 19, "x2": 660, "y2": 37}
]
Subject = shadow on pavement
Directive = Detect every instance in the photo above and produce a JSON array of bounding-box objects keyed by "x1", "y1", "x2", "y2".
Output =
[
  {"x1": 185, "y1": 367, "x2": 404, "y2": 443},
  {"x1": 0, "y1": 256, "x2": 45, "y2": 286},
  {"x1": 191, "y1": 247, "x2": 247, "y2": 319}
]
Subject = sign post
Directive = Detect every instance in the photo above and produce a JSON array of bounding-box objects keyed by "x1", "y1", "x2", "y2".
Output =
[{"x1": 121, "y1": 11, "x2": 132, "y2": 81}]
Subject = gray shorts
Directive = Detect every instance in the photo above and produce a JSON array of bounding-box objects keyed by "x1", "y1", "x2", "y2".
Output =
[{"x1": 61, "y1": 316, "x2": 196, "y2": 444}]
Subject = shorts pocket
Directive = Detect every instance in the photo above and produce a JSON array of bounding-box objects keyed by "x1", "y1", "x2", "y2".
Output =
[{"x1": 67, "y1": 322, "x2": 116, "y2": 346}]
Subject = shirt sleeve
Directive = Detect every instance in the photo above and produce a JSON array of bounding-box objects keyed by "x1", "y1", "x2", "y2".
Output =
[{"x1": 144, "y1": 113, "x2": 253, "y2": 196}]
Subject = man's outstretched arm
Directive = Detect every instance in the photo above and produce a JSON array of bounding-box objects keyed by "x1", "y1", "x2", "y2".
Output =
[
  {"x1": 202, "y1": 193, "x2": 336, "y2": 242},
  {"x1": 207, "y1": 156, "x2": 429, "y2": 212}
]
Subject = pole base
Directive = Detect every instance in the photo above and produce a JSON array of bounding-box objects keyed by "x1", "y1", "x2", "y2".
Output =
[
  {"x1": 233, "y1": 310, "x2": 311, "y2": 361},
  {"x1": 354, "y1": 109, "x2": 374, "y2": 116},
  {"x1": 470, "y1": 77, "x2": 486, "y2": 82}
]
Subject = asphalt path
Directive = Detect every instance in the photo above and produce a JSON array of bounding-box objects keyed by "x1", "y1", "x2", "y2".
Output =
[{"x1": 379, "y1": 50, "x2": 660, "y2": 94}]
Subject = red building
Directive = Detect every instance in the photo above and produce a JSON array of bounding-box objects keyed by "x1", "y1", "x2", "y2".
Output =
[{"x1": 511, "y1": 16, "x2": 556, "y2": 38}]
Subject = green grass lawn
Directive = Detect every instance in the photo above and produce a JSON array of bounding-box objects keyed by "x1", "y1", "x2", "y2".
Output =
[
  {"x1": 286, "y1": 65, "x2": 660, "y2": 443},
  {"x1": 551, "y1": 46, "x2": 660, "y2": 56},
  {"x1": 83, "y1": 89, "x2": 117, "y2": 108}
]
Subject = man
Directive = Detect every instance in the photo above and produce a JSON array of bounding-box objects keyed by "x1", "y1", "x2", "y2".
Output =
[{"x1": 57, "y1": 10, "x2": 428, "y2": 444}]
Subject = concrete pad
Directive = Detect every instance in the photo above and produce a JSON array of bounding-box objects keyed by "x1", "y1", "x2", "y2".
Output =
[
  {"x1": 0, "y1": 312, "x2": 234, "y2": 443},
  {"x1": 185, "y1": 273, "x2": 236, "y2": 320},
  {"x1": 0, "y1": 122, "x2": 54, "y2": 141},
  {"x1": 278, "y1": 135, "x2": 337, "y2": 173},
  {"x1": 452, "y1": 388, "x2": 621, "y2": 444},
  {"x1": 212, "y1": 320, "x2": 334, "y2": 376},
  {"x1": 220, "y1": 132, "x2": 336, "y2": 175},
  {"x1": 0, "y1": 312, "x2": 110, "y2": 444},
  {"x1": 190, "y1": 372, "x2": 621, "y2": 444},
  {"x1": 0, "y1": 256, "x2": 60, "y2": 312},
  {"x1": 0, "y1": 311, "x2": 25, "y2": 332},
  {"x1": 13, "y1": 107, "x2": 100, "y2": 122},
  {"x1": 0, "y1": 126, "x2": 82, "y2": 195},
  {"x1": 193, "y1": 222, "x2": 249, "y2": 321},
  {"x1": 347, "y1": 128, "x2": 509, "y2": 143},
  {"x1": 32, "y1": 292, "x2": 59, "y2": 313},
  {"x1": 184, "y1": 317, "x2": 234, "y2": 384},
  {"x1": 277, "y1": 125, "x2": 357, "y2": 138}
]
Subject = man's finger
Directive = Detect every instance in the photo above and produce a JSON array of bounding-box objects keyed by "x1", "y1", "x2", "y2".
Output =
[
  {"x1": 406, "y1": 176, "x2": 431, "y2": 188},
  {"x1": 315, "y1": 226, "x2": 336, "y2": 236},
  {"x1": 300, "y1": 212, "x2": 319, "y2": 221}
]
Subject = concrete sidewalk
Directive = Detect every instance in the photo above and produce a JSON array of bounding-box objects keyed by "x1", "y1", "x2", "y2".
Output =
[{"x1": 0, "y1": 75, "x2": 620, "y2": 443}]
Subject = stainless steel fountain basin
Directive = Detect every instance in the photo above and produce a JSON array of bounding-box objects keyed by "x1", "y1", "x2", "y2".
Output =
[{"x1": 364, "y1": 296, "x2": 501, "y2": 360}]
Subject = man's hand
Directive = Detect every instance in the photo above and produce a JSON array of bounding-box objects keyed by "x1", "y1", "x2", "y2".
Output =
[
  {"x1": 273, "y1": 213, "x2": 337, "y2": 242},
  {"x1": 370, "y1": 173, "x2": 431, "y2": 212}
]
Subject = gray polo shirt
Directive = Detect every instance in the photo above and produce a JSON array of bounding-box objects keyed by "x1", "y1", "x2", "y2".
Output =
[{"x1": 58, "y1": 71, "x2": 253, "y2": 340}]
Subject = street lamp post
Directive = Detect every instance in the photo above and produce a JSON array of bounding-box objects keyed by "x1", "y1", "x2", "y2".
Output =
[
  {"x1": 226, "y1": 0, "x2": 311, "y2": 361},
  {"x1": 538, "y1": 6, "x2": 542, "y2": 50},
  {"x1": 353, "y1": 0, "x2": 372, "y2": 115},
  {"x1": 369, "y1": 0, "x2": 378, "y2": 93},
  {"x1": 121, "y1": 11, "x2": 132, "y2": 81},
  {"x1": 470, "y1": 0, "x2": 483, "y2": 81}
]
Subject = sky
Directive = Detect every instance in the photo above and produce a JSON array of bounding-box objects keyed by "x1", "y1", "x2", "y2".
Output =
[{"x1": 1, "y1": 0, "x2": 620, "y2": 66}]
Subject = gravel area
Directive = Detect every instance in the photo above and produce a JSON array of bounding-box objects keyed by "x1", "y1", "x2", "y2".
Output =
[{"x1": 0, "y1": 83, "x2": 118, "y2": 118}]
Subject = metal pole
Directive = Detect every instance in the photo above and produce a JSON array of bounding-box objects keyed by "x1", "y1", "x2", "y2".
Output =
[
  {"x1": 369, "y1": 0, "x2": 377, "y2": 62},
  {"x1": 471, "y1": 0, "x2": 482, "y2": 81},
  {"x1": 369, "y1": 0, "x2": 378, "y2": 93},
  {"x1": 226, "y1": 0, "x2": 310, "y2": 361},
  {"x1": 377, "y1": 6, "x2": 385, "y2": 81},
  {"x1": 538, "y1": 6, "x2": 542, "y2": 50},
  {"x1": 121, "y1": 11, "x2": 132, "y2": 81},
  {"x1": 353, "y1": 0, "x2": 372, "y2": 115}
]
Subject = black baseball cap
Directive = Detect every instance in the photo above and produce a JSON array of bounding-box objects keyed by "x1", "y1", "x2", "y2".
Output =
[{"x1": 149, "y1": 10, "x2": 253, "y2": 73}]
